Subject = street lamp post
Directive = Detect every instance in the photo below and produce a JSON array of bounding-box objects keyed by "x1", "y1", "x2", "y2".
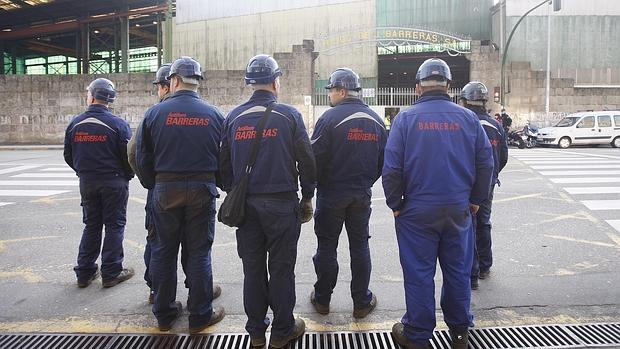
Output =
[{"x1": 500, "y1": 0, "x2": 561, "y2": 107}]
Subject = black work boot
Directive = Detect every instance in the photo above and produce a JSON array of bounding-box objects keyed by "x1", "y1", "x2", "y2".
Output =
[
  {"x1": 471, "y1": 277, "x2": 479, "y2": 290},
  {"x1": 102, "y1": 268, "x2": 135, "y2": 288},
  {"x1": 310, "y1": 290, "x2": 329, "y2": 315},
  {"x1": 479, "y1": 269, "x2": 491, "y2": 279},
  {"x1": 450, "y1": 329, "x2": 469, "y2": 349},
  {"x1": 391, "y1": 323, "x2": 431, "y2": 349},
  {"x1": 158, "y1": 301, "x2": 182, "y2": 331},
  {"x1": 77, "y1": 270, "x2": 100, "y2": 288},
  {"x1": 353, "y1": 293, "x2": 377, "y2": 319},
  {"x1": 269, "y1": 318, "x2": 305, "y2": 348}
]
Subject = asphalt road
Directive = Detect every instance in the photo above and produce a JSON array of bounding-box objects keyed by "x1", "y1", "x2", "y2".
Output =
[{"x1": 0, "y1": 147, "x2": 618, "y2": 335}]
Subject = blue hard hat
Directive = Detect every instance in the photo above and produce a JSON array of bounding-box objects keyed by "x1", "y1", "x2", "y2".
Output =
[
  {"x1": 87, "y1": 78, "x2": 116, "y2": 103},
  {"x1": 415, "y1": 58, "x2": 452, "y2": 82},
  {"x1": 245, "y1": 54, "x2": 282, "y2": 85},
  {"x1": 153, "y1": 63, "x2": 172, "y2": 85},
  {"x1": 325, "y1": 68, "x2": 362, "y2": 91},
  {"x1": 167, "y1": 56, "x2": 203, "y2": 80},
  {"x1": 460, "y1": 81, "x2": 489, "y2": 101}
]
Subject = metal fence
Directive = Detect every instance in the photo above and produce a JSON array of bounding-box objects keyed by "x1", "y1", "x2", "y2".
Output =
[{"x1": 314, "y1": 87, "x2": 462, "y2": 106}]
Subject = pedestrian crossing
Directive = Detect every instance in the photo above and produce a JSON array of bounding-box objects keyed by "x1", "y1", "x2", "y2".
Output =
[
  {"x1": 511, "y1": 149, "x2": 620, "y2": 234},
  {"x1": 0, "y1": 163, "x2": 77, "y2": 207}
]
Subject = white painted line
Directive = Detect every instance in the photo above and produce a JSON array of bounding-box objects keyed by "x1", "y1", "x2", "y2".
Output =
[
  {"x1": 550, "y1": 177, "x2": 620, "y2": 184},
  {"x1": 0, "y1": 180, "x2": 78, "y2": 186},
  {"x1": 39, "y1": 167, "x2": 74, "y2": 172},
  {"x1": 12, "y1": 173, "x2": 76, "y2": 178},
  {"x1": 515, "y1": 157, "x2": 589, "y2": 161},
  {"x1": 539, "y1": 170, "x2": 620, "y2": 176},
  {"x1": 606, "y1": 220, "x2": 620, "y2": 233},
  {"x1": 371, "y1": 197, "x2": 386, "y2": 202},
  {"x1": 539, "y1": 150, "x2": 620, "y2": 160},
  {"x1": 0, "y1": 202, "x2": 14, "y2": 207},
  {"x1": 494, "y1": 193, "x2": 543, "y2": 203},
  {"x1": 0, "y1": 165, "x2": 41, "y2": 175},
  {"x1": 0, "y1": 189, "x2": 71, "y2": 197},
  {"x1": 532, "y1": 165, "x2": 620, "y2": 169},
  {"x1": 581, "y1": 200, "x2": 620, "y2": 210},
  {"x1": 564, "y1": 187, "x2": 620, "y2": 194}
]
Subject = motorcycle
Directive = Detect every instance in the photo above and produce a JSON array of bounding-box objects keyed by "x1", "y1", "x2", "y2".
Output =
[
  {"x1": 507, "y1": 129, "x2": 526, "y2": 149},
  {"x1": 522, "y1": 122, "x2": 539, "y2": 148}
]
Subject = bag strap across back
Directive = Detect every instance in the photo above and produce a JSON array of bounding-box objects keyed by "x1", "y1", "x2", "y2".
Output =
[{"x1": 245, "y1": 103, "x2": 276, "y2": 174}]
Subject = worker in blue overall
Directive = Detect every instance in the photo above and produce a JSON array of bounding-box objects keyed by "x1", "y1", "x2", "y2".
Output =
[
  {"x1": 310, "y1": 68, "x2": 386, "y2": 318},
  {"x1": 220, "y1": 54, "x2": 316, "y2": 348},
  {"x1": 64, "y1": 78, "x2": 135, "y2": 289},
  {"x1": 135, "y1": 56, "x2": 225, "y2": 333},
  {"x1": 458, "y1": 81, "x2": 508, "y2": 290},
  {"x1": 382, "y1": 59, "x2": 494, "y2": 349}
]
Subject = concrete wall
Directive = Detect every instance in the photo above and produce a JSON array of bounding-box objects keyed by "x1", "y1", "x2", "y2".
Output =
[
  {"x1": 466, "y1": 41, "x2": 502, "y2": 114},
  {"x1": 491, "y1": 0, "x2": 620, "y2": 85},
  {"x1": 504, "y1": 61, "x2": 620, "y2": 127},
  {"x1": 173, "y1": 0, "x2": 377, "y2": 82},
  {"x1": 0, "y1": 42, "x2": 317, "y2": 144}
]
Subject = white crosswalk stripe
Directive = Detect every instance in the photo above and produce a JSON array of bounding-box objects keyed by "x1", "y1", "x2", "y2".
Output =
[
  {"x1": 511, "y1": 149, "x2": 620, "y2": 234},
  {"x1": 0, "y1": 164, "x2": 77, "y2": 207}
]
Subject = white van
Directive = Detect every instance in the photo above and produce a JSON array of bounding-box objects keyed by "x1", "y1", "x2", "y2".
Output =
[{"x1": 537, "y1": 111, "x2": 620, "y2": 148}]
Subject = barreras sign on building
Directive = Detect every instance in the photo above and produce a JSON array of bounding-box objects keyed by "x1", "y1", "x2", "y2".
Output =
[{"x1": 317, "y1": 26, "x2": 470, "y2": 54}]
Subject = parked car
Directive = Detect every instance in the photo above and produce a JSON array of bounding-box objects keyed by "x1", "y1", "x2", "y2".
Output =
[{"x1": 537, "y1": 111, "x2": 620, "y2": 148}]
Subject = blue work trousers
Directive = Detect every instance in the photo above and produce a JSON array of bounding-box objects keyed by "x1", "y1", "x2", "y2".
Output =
[
  {"x1": 236, "y1": 194, "x2": 301, "y2": 340},
  {"x1": 472, "y1": 186, "x2": 495, "y2": 278},
  {"x1": 74, "y1": 178, "x2": 128, "y2": 281},
  {"x1": 150, "y1": 180, "x2": 218, "y2": 328},
  {"x1": 312, "y1": 190, "x2": 372, "y2": 307},
  {"x1": 395, "y1": 203, "x2": 474, "y2": 345},
  {"x1": 143, "y1": 189, "x2": 188, "y2": 290}
]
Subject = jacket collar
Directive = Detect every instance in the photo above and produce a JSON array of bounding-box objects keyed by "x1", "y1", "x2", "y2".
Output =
[
  {"x1": 170, "y1": 90, "x2": 199, "y2": 99},
  {"x1": 415, "y1": 91, "x2": 451, "y2": 104},
  {"x1": 87, "y1": 104, "x2": 109, "y2": 112},
  {"x1": 249, "y1": 89, "x2": 278, "y2": 104}
]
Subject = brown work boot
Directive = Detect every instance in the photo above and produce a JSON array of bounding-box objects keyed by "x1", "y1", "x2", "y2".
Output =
[
  {"x1": 269, "y1": 318, "x2": 305, "y2": 348},
  {"x1": 391, "y1": 323, "x2": 432, "y2": 349},
  {"x1": 450, "y1": 329, "x2": 469, "y2": 349},
  {"x1": 189, "y1": 305, "x2": 225, "y2": 334},
  {"x1": 310, "y1": 290, "x2": 329, "y2": 315},
  {"x1": 148, "y1": 289, "x2": 155, "y2": 304},
  {"x1": 102, "y1": 268, "x2": 134, "y2": 288},
  {"x1": 353, "y1": 293, "x2": 377, "y2": 319},
  {"x1": 250, "y1": 337, "x2": 266, "y2": 348},
  {"x1": 77, "y1": 270, "x2": 100, "y2": 288}
]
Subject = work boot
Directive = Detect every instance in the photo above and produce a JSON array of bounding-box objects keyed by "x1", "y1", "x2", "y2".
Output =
[
  {"x1": 250, "y1": 337, "x2": 266, "y2": 348},
  {"x1": 158, "y1": 301, "x2": 182, "y2": 331},
  {"x1": 148, "y1": 289, "x2": 155, "y2": 304},
  {"x1": 102, "y1": 268, "x2": 135, "y2": 288},
  {"x1": 213, "y1": 284, "x2": 222, "y2": 300},
  {"x1": 471, "y1": 277, "x2": 479, "y2": 290},
  {"x1": 189, "y1": 305, "x2": 225, "y2": 334},
  {"x1": 187, "y1": 284, "x2": 223, "y2": 307},
  {"x1": 391, "y1": 323, "x2": 431, "y2": 349},
  {"x1": 353, "y1": 293, "x2": 377, "y2": 319},
  {"x1": 269, "y1": 318, "x2": 305, "y2": 348},
  {"x1": 479, "y1": 269, "x2": 491, "y2": 279},
  {"x1": 450, "y1": 329, "x2": 469, "y2": 349},
  {"x1": 310, "y1": 290, "x2": 329, "y2": 315},
  {"x1": 77, "y1": 270, "x2": 100, "y2": 288}
]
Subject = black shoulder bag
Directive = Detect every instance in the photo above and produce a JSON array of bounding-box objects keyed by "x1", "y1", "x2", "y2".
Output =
[{"x1": 218, "y1": 103, "x2": 275, "y2": 227}]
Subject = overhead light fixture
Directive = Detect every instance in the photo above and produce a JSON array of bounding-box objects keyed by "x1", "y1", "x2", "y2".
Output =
[
  {"x1": 135, "y1": 23, "x2": 141, "y2": 27},
  {"x1": 94, "y1": 30, "x2": 100, "y2": 34},
  {"x1": 389, "y1": 72, "x2": 394, "y2": 76},
  {"x1": 2, "y1": 28, "x2": 11, "y2": 32},
  {"x1": 153, "y1": 21, "x2": 157, "y2": 24},
  {"x1": 403, "y1": 72, "x2": 408, "y2": 75}
]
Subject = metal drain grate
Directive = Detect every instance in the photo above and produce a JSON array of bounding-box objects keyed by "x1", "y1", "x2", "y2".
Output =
[{"x1": 0, "y1": 322, "x2": 618, "y2": 349}]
